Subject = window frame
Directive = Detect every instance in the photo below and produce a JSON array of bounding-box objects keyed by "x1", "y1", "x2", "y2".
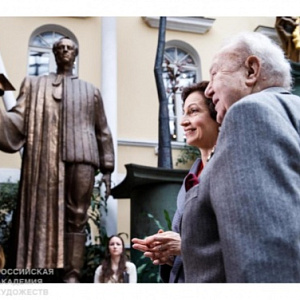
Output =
[
  {"x1": 163, "y1": 40, "x2": 201, "y2": 142},
  {"x1": 27, "y1": 24, "x2": 79, "y2": 76}
]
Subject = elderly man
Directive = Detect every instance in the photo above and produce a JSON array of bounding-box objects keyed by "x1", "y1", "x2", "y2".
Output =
[
  {"x1": 0, "y1": 37, "x2": 114, "y2": 282},
  {"x1": 181, "y1": 32, "x2": 300, "y2": 282}
]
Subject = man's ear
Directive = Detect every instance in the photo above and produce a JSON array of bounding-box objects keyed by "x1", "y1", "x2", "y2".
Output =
[{"x1": 245, "y1": 55, "x2": 260, "y2": 87}]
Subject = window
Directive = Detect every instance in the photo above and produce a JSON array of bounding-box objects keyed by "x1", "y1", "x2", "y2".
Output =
[
  {"x1": 163, "y1": 40, "x2": 201, "y2": 142},
  {"x1": 28, "y1": 25, "x2": 78, "y2": 76}
]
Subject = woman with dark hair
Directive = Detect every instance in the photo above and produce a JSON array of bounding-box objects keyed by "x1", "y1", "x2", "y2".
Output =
[
  {"x1": 132, "y1": 81, "x2": 219, "y2": 283},
  {"x1": 94, "y1": 235, "x2": 137, "y2": 283}
]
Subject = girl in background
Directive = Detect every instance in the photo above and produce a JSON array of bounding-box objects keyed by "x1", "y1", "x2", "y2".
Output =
[{"x1": 94, "y1": 235, "x2": 137, "y2": 283}]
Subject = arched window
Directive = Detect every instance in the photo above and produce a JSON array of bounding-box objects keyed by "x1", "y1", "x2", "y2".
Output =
[
  {"x1": 27, "y1": 24, "x2": 79, "y2": 76},
  {"x1": 163, "y1": 40, "x2": 201, "y2": 142}
]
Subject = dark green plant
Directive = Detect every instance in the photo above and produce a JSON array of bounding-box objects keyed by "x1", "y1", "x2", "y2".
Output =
[
  {"x1": 136, "y1": 255, "x2": 162, "y2": 283},
  {"x1": 176, "y1": 144, "x2": 200, "y2": 166},
  {"x1": 136, "y1": 209, "x2": 172, "y2": 283},
  {"x1": 147, "y1": 210, "x2": 172, "y2": 231},
  {"x1": 0, "y1": 180, "x2": 19, "y2": 258},
  {"x1": 81, "y1": 183, "x2": 108, "y2": 282}
]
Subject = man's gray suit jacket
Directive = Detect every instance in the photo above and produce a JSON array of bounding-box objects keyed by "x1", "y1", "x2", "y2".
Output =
[
  {"x1": 181, "y1": 87, "x2": 300, "y2": 283},
  {"x1": 160, "y1": 158, "x2": 202, "y2": 283}
]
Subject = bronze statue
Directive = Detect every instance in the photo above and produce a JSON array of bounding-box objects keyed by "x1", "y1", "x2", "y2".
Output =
[
  {"x1": 275, "y1": 16, "x2": 300, "y2": 62},
  {"x1": 0, "y1": 37, "x2": 114, "y2": 282},
  {"x1": 276, "y1": 17, "x2": 300, "y2": 96}
]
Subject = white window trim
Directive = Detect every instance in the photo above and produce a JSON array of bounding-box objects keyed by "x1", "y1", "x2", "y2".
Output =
[
  {"x1": 164, "y1": 40, "x2": 201, "y2": 142},
  {"x1": 142, "y1": 16, "x2": 215, "y2": 34},
  {"x1": 117, "y1": 138, "x2": 186, "y2": 150},
  {"x1": 28, "y1": 24, "x2": 79, "y2": 76}
]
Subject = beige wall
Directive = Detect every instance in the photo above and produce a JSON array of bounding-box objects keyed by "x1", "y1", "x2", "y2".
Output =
[
  {"x1": 115, "y1": 16, "x2": 276, "y2": 169},
  {"x1": 115, "y1": 17, "x2": 277, "y2": 244},
  {"x1": 117, "y1": 17, "x2": 159, "y2": 141},
  {"x1": 0, "y1": 17, "x2": 102, "y2": 93},
  {"x1": 196, "y1": 17, "x2": 276, "y2": 80},
  {"x1": 0, "y1": 16, "x2": 278, "y2": 245}
]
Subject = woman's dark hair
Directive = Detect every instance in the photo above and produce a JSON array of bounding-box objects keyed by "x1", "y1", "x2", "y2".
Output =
[
  {"x1": 99, "y1": 235, "x2": 128, "y2": 283},
  {"x1": 181, "y1": 81, "x2": 217, "y2": 121}
]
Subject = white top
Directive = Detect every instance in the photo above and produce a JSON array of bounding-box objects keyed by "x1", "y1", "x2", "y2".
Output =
[{"x1": 94, "y1": 261, "x2": 137, "y2": 283}]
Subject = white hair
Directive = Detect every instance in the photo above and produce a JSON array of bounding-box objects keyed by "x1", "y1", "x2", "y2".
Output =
[{"x1": 220, "y1": 32, "x2": 292, "y2": 91}]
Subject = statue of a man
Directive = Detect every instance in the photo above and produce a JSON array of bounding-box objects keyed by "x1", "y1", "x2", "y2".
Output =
[
  {"x1": 0, "y1": 37, "x2": 115, "y2": 282},
  {"x1": 275, "y1": 17, "x2": 300, "y2": 96},
  {"x1": 275, "y1": 16, "x2": 300, "y2": 61}
]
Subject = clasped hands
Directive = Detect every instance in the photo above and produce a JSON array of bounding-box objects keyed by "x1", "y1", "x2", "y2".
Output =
[{"x1": 131, "y1": 230, "x2": 181, "y2": 266}]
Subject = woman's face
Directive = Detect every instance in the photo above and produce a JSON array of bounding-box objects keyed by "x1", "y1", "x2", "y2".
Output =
[
  {"x1": 108, "y1": 236, "x2": 123, "y2": 257},
  {"x1": 180, "y1": 91, "x2": 218, "y2": 149}
]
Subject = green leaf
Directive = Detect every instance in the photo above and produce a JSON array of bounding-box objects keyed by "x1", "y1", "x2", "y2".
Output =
[
  {"x1": 163, "y1": 209, "x2": 172, "y2": 231},
  {"x1": 147, "y1": 213, "x2": 165, "y2": 230}
]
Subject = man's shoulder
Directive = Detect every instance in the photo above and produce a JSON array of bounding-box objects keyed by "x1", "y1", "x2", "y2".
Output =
[
  {"x1": 245, "y1": 87, "x2": 300, "y2": 102},
  {"x1": 23, "y1": 73, "x2": 55, "y2": 82},
  {"x1": 223, "y1": 87, "x2": 300, "y2": 132},
  {"x1": 231, "y1": 87, "x2": 300, "y2": 113},
  {"x1": 75, "y1": 77, "x2": 97, "y2": 88},
  {"x1": 20, "y1": 75, "x2": 48, "y2": 89},
  {"x1": 240, "y1": 87, "x2": 287, "y2": 102}
]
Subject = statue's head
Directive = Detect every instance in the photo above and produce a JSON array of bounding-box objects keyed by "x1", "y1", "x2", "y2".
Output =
[{"x1": 52, "y1": 37, "x2": 78, "y2": 68}]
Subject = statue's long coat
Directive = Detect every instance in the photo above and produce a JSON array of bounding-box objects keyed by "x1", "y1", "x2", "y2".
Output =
[{"x1": 0, "y1": 73, "x2": 114, "y2": 268}]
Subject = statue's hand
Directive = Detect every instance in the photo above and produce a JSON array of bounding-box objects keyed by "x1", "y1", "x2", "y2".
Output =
[
  {"x1": 101, "y1": 173, "x2": 112, "y2": 199},
  {"x1": 276, "y1": 17, "x2": 297, "y2": 37},
  {"x1": 275, "y1": 17, "x2": 300, "y2": 62}
]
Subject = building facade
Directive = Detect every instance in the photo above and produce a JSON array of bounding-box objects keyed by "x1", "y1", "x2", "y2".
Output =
[{"x1": 0, "y1": 16, "x2": 277, "y2": 245}]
